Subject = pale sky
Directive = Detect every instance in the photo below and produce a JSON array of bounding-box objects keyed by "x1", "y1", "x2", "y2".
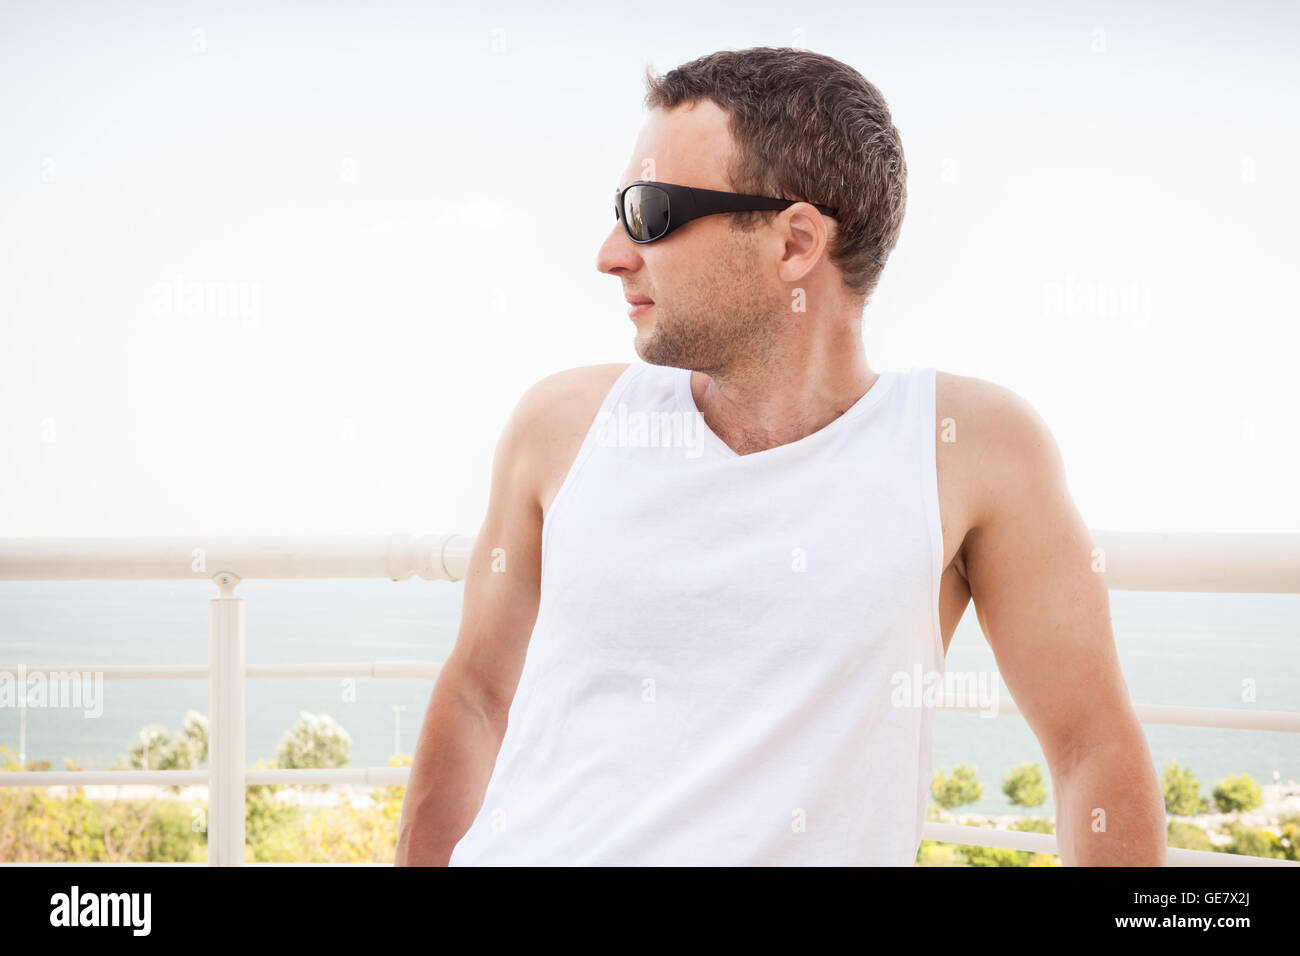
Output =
[{"x1": 1, "y1": 0, "x2": 1296, "y2": 538}]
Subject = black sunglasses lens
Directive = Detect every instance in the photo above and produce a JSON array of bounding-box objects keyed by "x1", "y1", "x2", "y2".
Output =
[{"x1": 623, "y1": 184, "x2": 670, "y2": 241}]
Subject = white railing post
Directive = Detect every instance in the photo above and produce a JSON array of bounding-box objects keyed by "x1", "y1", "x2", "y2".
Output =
[
  {"x1": 208, "y1": 572, "x2": 245, "y2": 866},
  {"x1": 17, "y1": 665, "x2": 27, "y2": 768}
]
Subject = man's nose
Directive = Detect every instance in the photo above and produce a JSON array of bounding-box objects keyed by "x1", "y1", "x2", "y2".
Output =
[{"x1": 596, "y1": 222, "x2": 644, "y2": 276}]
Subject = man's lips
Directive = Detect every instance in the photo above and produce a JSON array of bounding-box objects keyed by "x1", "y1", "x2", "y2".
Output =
[{"x1": 625, "y1": 295, "x2": 654, "y2": 319}]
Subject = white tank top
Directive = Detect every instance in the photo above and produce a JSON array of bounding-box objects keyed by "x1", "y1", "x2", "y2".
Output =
[{"x1": 448, "y1": 360, "x2": 945, "y2": 865}]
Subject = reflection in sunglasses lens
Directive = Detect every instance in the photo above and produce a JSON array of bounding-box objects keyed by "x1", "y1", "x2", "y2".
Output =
[{"x1": 625, "y1": 185, "x2": 670, "y2": 241}]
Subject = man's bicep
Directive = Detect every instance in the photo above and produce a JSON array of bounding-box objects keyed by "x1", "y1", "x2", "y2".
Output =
[
  {"x1": 962, "y1": 391, "x2": 1134, "y2": 770},
  {"x1": 441, "y1": 397, "x2": 547, "y2": 720}
]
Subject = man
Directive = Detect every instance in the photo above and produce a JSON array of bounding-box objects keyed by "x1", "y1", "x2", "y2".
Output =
[{"x1": 396, "y1": 47, "x2": 1165, "y2": 866}]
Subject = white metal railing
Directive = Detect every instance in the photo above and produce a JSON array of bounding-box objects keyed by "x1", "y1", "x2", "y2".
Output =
[{"x1": 0, "y1": 531, "x2": 1297, "y2": 867}]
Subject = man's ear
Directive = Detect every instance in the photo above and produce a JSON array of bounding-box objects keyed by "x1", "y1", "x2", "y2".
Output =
[{"x1": 775, "y1": 202, "x2": 830, "y2": 284}]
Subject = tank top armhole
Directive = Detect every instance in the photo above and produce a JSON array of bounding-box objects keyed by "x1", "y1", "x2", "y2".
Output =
[
  {"x1": 540, "y1": 362, "x2": 646, "y2": 578},
  {"x1": 918, "y1": 366, "x2": 945, "y2": 666}
]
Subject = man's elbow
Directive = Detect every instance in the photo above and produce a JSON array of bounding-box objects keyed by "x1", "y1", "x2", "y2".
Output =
[{"x1": 1053, "y1": 736, "x2": 1167, "y2": 866}]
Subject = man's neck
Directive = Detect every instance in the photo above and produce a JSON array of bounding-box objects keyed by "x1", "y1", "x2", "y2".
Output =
[{"x1": 690, "y1": 330, "x2": 879, "y2": 456}]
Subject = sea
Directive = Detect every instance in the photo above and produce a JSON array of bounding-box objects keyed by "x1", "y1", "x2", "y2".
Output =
[{"x1": 0, "y1": 581, "x2": 1296, "y2": 816}]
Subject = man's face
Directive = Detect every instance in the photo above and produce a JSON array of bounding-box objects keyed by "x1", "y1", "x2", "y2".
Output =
[{"x1": 596, "y1": 102, "x2": 782, "y2": 373}]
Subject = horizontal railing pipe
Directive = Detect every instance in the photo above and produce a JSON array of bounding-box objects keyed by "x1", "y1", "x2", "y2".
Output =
[
  {"x1": 0, "y1": 662, "x2": 444, "y2": 681},
  {"x1": 937, "y1": 698, "x2": 1300, "y2": 733},
  {"x1": 0, "y1": 770, "x2": 208, "y2": 787},
  {"x1": 0, "y1": 532, "x2": 1296, "y2": 593},
  {"x1": 1090, "y1": 530, "x2": 1300, "y2": 594},
  {"x1": 0, "y1": 534, "x2": 474, "y2": 583}
]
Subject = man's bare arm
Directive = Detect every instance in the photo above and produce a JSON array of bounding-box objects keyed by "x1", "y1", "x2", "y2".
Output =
[
  {"x1": 956, "y1": 379, "x2": 1166, "y2": 866},
  {"x1": 393, "y1": 384, "x2": 545, "y2": 865},
  {"x1": 394, "y1": 365, "x2": 626, "y2": 865}
]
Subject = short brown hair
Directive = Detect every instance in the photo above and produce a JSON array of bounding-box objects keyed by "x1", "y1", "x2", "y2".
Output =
[{"x1": 644, "y1": 47, "x2": 907, "y2": 300}]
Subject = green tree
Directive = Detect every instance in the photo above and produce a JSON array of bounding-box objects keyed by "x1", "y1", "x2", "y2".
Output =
[
  {"x1": 120, "y1": 711, "x2": 208, "y2": 772},
  {"x1": 1161, "y1": 760, "x2": 1209, "y2": 815},
  {"x1": 1002, "y1": 762, "x2": 1048, "y2": 808},
  {"x1": 276, "y1": 712, "x2": 351, "y2": 770},
  {"x1": 931, "y1": 764, "x2": 983, "y2": 812},
  {"x1": 124, "y1": 725, "x2": 170, "y2": 770},
  {"x1": 1212, "y1": 774, "x2": 1262, "y2": 813},
  {"x1": 172, "y1": 711, "x2": 209, "y2": 767}
]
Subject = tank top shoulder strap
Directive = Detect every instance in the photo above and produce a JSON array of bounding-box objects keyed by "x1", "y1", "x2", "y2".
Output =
[
  {"x1": 901, "y1": 365, "x2": 944, "y2": 663},
  {"x1": 541, "y1": 360, "x2": 659, "y2": 566}
]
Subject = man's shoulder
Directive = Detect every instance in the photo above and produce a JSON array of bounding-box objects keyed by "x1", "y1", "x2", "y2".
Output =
[
  {"x1": 934, "y1": 370, "x2": 1066, "y2": 524},
  {"x1": 511, "y1": 363, "x2": 633, "y2": 430},
  {"x1": 499, "y1": 363, "x2": 633, "y2": 466},
  {"x1": 935, "y1": 370, "x2": 1052, "y2": 444},
  {"x1": 523, "y1": 362, "x2": 634, "y2": 400},
  {"x1": 499, "y1": 363, "x2": 634, "y2": 513}
]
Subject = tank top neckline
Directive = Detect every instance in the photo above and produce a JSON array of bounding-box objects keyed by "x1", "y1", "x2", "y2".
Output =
[{"x1": 672, "y1": 364, "x2": 901, "y2": 462}]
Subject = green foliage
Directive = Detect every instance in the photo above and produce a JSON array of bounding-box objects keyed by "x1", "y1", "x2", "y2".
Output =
[
  {"x1": 964, "y1": 818, "x2": 1056, "y2": 867},
  {"x1": 1168, "y1": 821, "x2": 1214, "y2": 852},
  {"x1": 1212, "y1": 774, "x2": 1262, "y2": 813},
  {"x1": 118, "y1": 711, "x2": 208, "y2": 773},
  {"x1": 2, "y1": 724, "x2": 405, "y2": 864},
  {"x1": 142, "y1": 800, "x2": 206, "y2": 861},
  {"x1": 1277, "y1": 821, "x2": 1299, "y2": 861},
  {"x1": 1162, "y1": 760, "x2": 1210, "y2": 815},
  {"x1": 1002, "y1": 762, "x2": 1048, "y2": 808},
  {"x1": 276, "y1": 712, "x2": 351, "y2": 771},
  {"x1": 930, "y1": 763, "x2": 983, "y2": 811},
  {"x1": 15, "y1": 727, "x2": 1289, "y2": 866},
  {"x1": 1217, "y1": 822, "x2": 1286, "y2": 860},
  {"x1": 914, "y1": 841, "x2": 964, "y2": 866},
  {"x1": 243, "y1": 759, "x2": 301, "y2": 862},
  {"x1": 241, "y1": 753, "x2": 411, "y2": 863},
  {"x1": 0, "y1": 783, "x2": 204, "y2": 862},
  {"x1": 915, "y1": 817, "x2": 1059, "y2": 868},
  {"x1": 1009, "y1": 816, "x2": 1054, "y2": 834},
  {"x1": 962, "y1": 842, "x2": 1033, "y2": 867}
]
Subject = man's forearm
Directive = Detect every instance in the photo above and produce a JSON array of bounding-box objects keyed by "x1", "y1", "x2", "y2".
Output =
[
  {"x1": 1053, "y1": 736, "x2": 1167, "y2": 866},
  {"x1": 395, "y1": 675, "x2": 507, "y2": 866}
]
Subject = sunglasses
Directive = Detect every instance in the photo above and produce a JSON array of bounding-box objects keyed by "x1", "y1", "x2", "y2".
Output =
[{"x1": 614, "y1": 180, "x2": 838, "y2": 243}]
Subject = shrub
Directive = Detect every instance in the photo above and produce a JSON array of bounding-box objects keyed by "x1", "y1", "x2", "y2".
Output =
[
  {"x1": 277, "y1": 712, "x2": 352, "y2": 771},
  {"x1": 1217, "y1": 822, "x2": 1283, "y2": 860},
  {"x1": 1212, "y1": 774, "x2": 1262, "y2": 813},
  {"x1": 931, "y1": 764, "x2": 983, "y2": 812},
  {"x1": 1003, "y1": 762, "x2": 1048, "y2": 808},
  {"x1": 1167, "y1": 821, "x2": 1214, "y2": 852},
  {"x1": 1162, "y1": 760, "x2": 1209, "y2": 815}
]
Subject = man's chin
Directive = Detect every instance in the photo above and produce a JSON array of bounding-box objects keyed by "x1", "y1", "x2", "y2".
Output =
[
  {"x1": 634, "y1": 330, "x2": 675, "y2": 368},
  {"x1": 632, "y1": 328, "x2": 656, "y2": 363}
]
